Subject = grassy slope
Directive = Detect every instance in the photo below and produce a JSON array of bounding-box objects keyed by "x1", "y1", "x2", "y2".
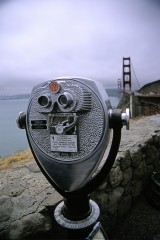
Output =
[
  {"x1": 139, "y1": 79, "x2": 160, "y2": 94},
  {"x1": 117, "y1": 93, "x2": 130, "y2": 110},
  {"x1": 0, "y1": 149, "x2": 33, "y2": 170}
]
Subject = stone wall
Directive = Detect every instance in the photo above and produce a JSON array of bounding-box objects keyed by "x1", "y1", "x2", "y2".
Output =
[
  {"x1": 0, "y1": 115, "x2": 160, "y2": 239},
  {"x1": 130, "y1": 93, "x2": 160, "y2": 117},
  {"x1": 93, "y1": 115, "x2": 160, "y2": 232}
]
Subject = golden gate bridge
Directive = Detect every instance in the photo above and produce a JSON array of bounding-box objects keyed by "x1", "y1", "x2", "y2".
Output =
[{"x1": 117, "y1": 57, "x2": 160, "y2": 117}]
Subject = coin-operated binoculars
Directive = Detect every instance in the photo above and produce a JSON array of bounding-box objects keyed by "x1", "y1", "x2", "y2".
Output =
[{"x1": 17, "y1": 77, "x2": 129, "y2": 239}]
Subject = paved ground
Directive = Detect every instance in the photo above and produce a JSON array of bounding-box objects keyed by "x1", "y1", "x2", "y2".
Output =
[{"x1": 109, "y1": 194, "x2": 160, "y2": 240}]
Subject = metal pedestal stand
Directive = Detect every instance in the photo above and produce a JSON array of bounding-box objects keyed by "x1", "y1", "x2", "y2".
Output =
[{"x1": 54, "y1": 198, "x2": 109, "y2": 239}]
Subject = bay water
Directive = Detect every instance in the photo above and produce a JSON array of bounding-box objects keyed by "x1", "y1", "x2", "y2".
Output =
[
  {"x1": 0, "y1": 96, "x2": 120, "y2": 157},
  {"x1": 0, "y1": 98, "x2": 29, "y2": 157}
]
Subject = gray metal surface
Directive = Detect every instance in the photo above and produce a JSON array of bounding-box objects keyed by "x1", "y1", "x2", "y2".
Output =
[
  {"x1": 54, "y1": 200, "x2": 100, "y2": 229},
  {"x1": 27, "y1": 78, "x2": 109, "y2": 162},
  {"x1": 24, "y1": 77, "x2": 113, "y2": 191}
]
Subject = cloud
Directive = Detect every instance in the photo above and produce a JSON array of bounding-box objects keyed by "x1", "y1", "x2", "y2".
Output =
[{"x1": 0, "y1": 0, "x2": 160, "y2": 94}]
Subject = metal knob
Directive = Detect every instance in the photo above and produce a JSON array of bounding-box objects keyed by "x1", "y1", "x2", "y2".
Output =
[
  {"x1": 109, "y1": 108, "x2": 130, "y2": 130},
  {"x1": 16, "y1": 112, "x2": 26, "y2": 129},
  {"x1": 121, "y1": 108, "x2": 130, "y2": 130}
]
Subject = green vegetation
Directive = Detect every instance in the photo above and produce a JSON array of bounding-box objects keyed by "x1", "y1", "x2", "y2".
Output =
[
  {"x1": 117, "y1": 93, "x2": 130, "y2": 110},
  {"x1": 139, "y1": 79, "x2": 160, "y2": 95},
  {"x1": 118, "y1": 79, "x2": 160, "y2": 110}
]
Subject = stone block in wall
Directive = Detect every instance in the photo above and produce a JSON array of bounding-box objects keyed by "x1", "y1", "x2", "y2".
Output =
[
  {"x1": 122, "y1": 167, "x2": 132, "y2": 186},
  {"x1": 152, "y1": 134, "x2": 160, "y2": 147},
  {"x1": 93, "y1": 192, "x2": 108, "y2": 209},
  {"x1": 139, "y1": 142, "x2": 148, "y2": 152},
  {"x1": 151, "y1": 146, "x2": 160, "y2": 169},
  {"x1": 130, "y1": 149, "x2": 142, "y2": 168},
  {"x1": 123, "y1": 181, "x2": 132, "y2": 196},
  {"x1": 132, "y1": 160, "x2": 147, "y2": 180},
  {"x1": 9, "y1": 212, "x2": 52, "y2": 240},
  {"x1": 109, "y1": 166, "x2": 123, "y2": 188},
  {"x1": 132, "y1": 180, "x2": 143, "y2": 199},
  {"x1": 0, "y1": 196, "x2": 13, "y2": 224},
  {"x1": 118, "y1": 194, "x2": 132, "y2": 218},
  {"x1": 118, "y1": 151, "x2": 132, "y2": 170},
  {"x1": 107, "y1": 187, "x2": 124, "y2": 215},
  {"x1": 145, "y1": 146, "x2": 158, "y2": 165},
  {"x1": 154, "y1": 161, "x2": 160, "y2": 171},
  {"x1": 147, "y1": 165, "x2": 154, "y2": 176},
  {"x1": 97, "y1": 181, "x2": 108, "y2": 191}
]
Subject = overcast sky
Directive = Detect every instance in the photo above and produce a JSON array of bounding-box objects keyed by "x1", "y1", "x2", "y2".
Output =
[{"x1": 0, "y1": 0, "x2": 160, "y2": 94}]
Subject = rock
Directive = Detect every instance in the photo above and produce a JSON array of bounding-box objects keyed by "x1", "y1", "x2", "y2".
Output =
[
  {"x1": 132, "y1": 180, "x2": 143, "y2": 199},
  {"x1": 109, "y1": 166, "x2": 123, "y2": 188},
  {"x1": 147, "y1": 165, "x2": 154, "y2": 176},
  {"x1": 93, "y1": 192, "x2": 108, "y2": 208},
  {"x1": 118, "y1": 194, "x2": 132, "y2": 217},
  {"x1": 27, "y1": 161, "x2": 41, "y2": 173},
  {"x1": 0, "y1": 161, "x2": 62, "y2": 240},
  {"x1": 132, "y1": 160, "x2": 147, "y2": 179},
  {"x1": 11, "y1": 194, "x2": 40, "y2": 222},
  {"x1": 130, "y1": 149, "x2": 142, "y2": 168},
  {"x1": 96, "y1": 181, "x2": 108, "y2": 191},
  {"x1": 9, "y1": 212, "x2": 52, "y2": 240},
  {"x1": 119, "y1": 150, "x2": 131, "y2": 170},
  {"x1": 122, "y1": 167, "x2": 132, "y2": 186},
  {"x1": 145, "y1": 146, "x2": 157, "y2": 165},
  {"x1": 123, "y1": 182, "x2": 132, "y2": 196},
  {"x1": 107, "y1": 187, "x2": 124, "y2": 215},
  {"x1": 0, "y1": 181, "x2": 26, "y2": 197},
  {"x1": 0, "y1": 196, "x2": 13, "y2": 224}
]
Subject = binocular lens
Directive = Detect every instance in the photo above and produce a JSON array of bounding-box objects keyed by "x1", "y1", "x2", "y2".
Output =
[
  {"x1": 38, "y1": 95, "x2": 51, "y2": 107},
  {"x1": 58, "y1": 93, "x2": 73, "y2": 108},
  {"x1": 59, "y1": 94, "x2": 67, "y2": 105}
]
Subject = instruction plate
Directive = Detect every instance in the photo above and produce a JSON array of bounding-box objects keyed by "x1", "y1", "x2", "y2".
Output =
[{"x1": 50, "y1": 134, "x2": 78, "y2": 152}]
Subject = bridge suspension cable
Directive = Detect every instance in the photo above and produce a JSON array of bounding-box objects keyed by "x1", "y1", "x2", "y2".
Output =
[{"x1": 130, "y1": 59, "x2": 141, "y2": 90}]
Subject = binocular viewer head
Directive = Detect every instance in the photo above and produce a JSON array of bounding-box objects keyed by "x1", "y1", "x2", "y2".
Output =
[
  {"x1": 33, "y1": 79, "x2": 92, "y2": 114},
  {"x1": 17, "y1": 77, "x2": 129, "y2": 196}
]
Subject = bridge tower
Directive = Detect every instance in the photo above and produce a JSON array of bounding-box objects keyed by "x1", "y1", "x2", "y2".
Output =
[
  {"x1": 118, "y1": 78, "x2": 121, "y2": 91},
  {"x1": 123, "y1": 57, "x2": 131, "y2": 92}
]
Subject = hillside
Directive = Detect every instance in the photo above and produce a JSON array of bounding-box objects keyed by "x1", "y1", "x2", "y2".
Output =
[
  {"x1": 138, "y1": 79, "x2": 160, "y2": 95},
  {"x1": 118, "y1": 79, "x2": 160, "y2": 110}
]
